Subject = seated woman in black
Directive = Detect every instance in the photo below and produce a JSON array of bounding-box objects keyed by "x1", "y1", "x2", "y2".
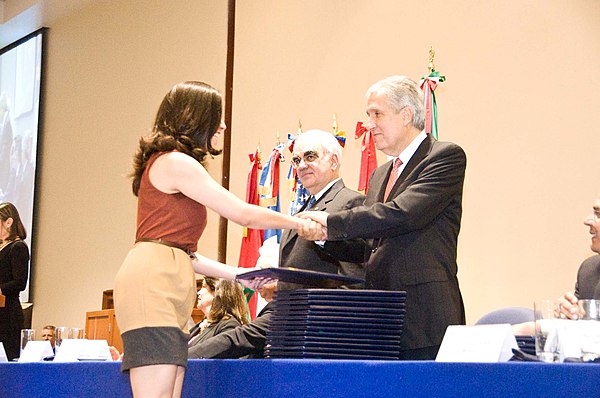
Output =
[{"x1": 188, "y1": 278, "x2": 248, "y2": 348}]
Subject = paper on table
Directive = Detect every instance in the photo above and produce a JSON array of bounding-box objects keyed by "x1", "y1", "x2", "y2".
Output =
[
  {"x1": 54, "y1": 339, "x2": 112, "y2": 362},
  {"x1": 436, "y1": 324, "x2": 518, "y2": 362},
  {"x1": 0, "y1": 343, "x2": 7, "y2": 362},
  {"x1": 19, "y1": 341, "x2": 54, "y2": 362}
]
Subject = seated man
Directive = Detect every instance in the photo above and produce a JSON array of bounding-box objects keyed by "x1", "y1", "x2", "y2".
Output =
[
  {"x1": 40, "y1": 325, "x2": 56, "y2": 353},
  {"x1": 188, "y1": 281, "x2": 276, "y2": 359},
  {"x1": 559, "y1": 198, "x2": 600, "y2": 318},
  {"x1": 510, "y1": 198, "x2": 600, "y2": 335},
  {"x1": 279, "y1": 129, "x2": 364, "y2": 290}
]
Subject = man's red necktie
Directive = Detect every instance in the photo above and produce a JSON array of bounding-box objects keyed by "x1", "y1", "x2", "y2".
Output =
[{"x1": 384, "y1": 158, "x2": 402, "y2": 201}]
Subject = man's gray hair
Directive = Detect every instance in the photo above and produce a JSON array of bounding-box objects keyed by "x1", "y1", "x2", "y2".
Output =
[
  {"x1": 366, "y1": 75, "x2": 425, "y2": 131},
  {"x1": 295, "y1": 129, "x2": 343, "y2": 165}
]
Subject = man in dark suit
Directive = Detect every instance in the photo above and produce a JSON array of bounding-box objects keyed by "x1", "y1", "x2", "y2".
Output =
[
  {"x1": 299, "y1": 76, "x2": 467, "y2": 360},
  {"x1": 188, "y1": 130, "x2": 365, "y2": 358},
  {"x1": 278, "y1": 129, "x2": 364, "y2": 290}
]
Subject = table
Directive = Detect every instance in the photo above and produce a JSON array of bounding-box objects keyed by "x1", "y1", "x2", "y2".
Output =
[{"x1": 0, "y1": 359, "x2": 598, "y2": 397}]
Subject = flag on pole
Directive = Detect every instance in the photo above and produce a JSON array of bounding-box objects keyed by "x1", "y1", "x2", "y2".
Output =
[
  {"x1": 288, "y1": 168, "x2": 310, "y2": 215},
  {"x1": 259, "y1": 142, "x2": 285, "y2": 242},
  {"x1": 331, "y1": 113, "x2": 347, "y2": 148},
  {"x1": 355, "y1": 121, "x2": 378, "y2": 194},
  {"x1": 238, "y1": 148, "x2": 264, "y2": 319},
  {"x1": 419, "y1": 46, "x2": 445, "y2": 140},
  {"x1": 286, "y1": 132, "x2": 311, "y2": 214}
]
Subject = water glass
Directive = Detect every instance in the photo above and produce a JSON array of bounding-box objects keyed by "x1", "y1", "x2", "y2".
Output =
[
  {"x1": 55, "y1": 326, "x2": 69, "y2": 348},
  {"x1": 70, "y1": 327, "x2": 85, "y2": 339},
  {"x1": 534, "y1": 299, "x2": 560, "y2": 362},
  {"x1": 578, "y1": 299, "x2": 600, "y2": 361},
  {"x1": 20, "y1": 329, "x2": 36, "y2": 355}
]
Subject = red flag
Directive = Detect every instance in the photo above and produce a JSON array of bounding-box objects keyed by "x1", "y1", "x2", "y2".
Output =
[
  {"x1": 238, "y1": 148, "x2": 264, "y2": 319},
  {"x1": 355, "y1": 121, "x2": 378, "y2": 194}
]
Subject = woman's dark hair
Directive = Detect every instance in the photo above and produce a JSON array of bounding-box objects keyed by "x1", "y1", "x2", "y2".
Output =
[
  {"x1": 203, "y1": 277, "x2": 218, "y2": 293},
  {"x1": 207, "y1": 279, "x2": 249, "y2": 326},
  {"x1": 130, "y1": 81, "x2": 223, "y2": 196},
  {"x1": 0, "y1": 202, "x2": 27, "y2": 241}
]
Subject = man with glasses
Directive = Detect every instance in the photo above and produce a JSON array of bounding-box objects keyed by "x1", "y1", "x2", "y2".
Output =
[
  {"x1": 559, "y1": 199, "x2": 600, "y2": 318},
  {"x1": 279, "y1": 129, "x2": 365, "y2": 290},
  {"x1": 298, "y1": 76, "x2": 467, "y2": 360},
  {"x1": 187, "y1": 131, "x2": 364, "y2": 358}
]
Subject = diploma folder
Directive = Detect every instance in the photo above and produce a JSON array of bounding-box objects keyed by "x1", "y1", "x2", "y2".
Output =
[{"x1": 236, "y1": 267, "x2": 364, "y2": 288}]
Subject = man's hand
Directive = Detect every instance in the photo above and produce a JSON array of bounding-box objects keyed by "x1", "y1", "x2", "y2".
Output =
[
  {"x1": 558, "y1": 291, "x2": 579, "y2": 319},
  {"x1": 297, "y1": 211, "x2": 329, "y2": 240}
]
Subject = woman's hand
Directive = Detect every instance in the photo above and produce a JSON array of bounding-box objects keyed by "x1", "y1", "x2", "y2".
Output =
[{"x1": 235, "y1": 267, "x2": 278, "y2": 290}]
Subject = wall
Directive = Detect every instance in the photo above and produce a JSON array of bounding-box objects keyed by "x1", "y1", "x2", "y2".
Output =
[
  {"x1": 2, "y1": 0, "x2": 599, "y2": 331},
  {"x1": 230, "y1": 0, "x2": 600, "y2": 323},
  {"x1": 5, "y1": 0, "x2": 227, "y2": 330}
]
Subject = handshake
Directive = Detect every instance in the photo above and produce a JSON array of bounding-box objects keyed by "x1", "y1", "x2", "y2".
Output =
[{"x1": 294, "y1": 211, "x2": 330, "y2": 241}]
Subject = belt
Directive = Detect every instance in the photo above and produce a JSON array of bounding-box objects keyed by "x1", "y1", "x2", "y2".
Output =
[{"x1": 135, "y1": 238, "x2": 196, "y2": 259}]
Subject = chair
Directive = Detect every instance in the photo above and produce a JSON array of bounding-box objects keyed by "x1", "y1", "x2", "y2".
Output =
[{"x1": 475, "y1": 307, "x2": 534, "y2": 325}]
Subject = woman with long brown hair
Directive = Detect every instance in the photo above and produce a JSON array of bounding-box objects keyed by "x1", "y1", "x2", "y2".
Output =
[
  {"x1": 114, "y1": 81, "x2": 308, "y2": 397},
  {"x1": 188, "y1": 278, "x2": 248, "y2": 348},
  {"x1": 0, "y1": 202, "x2": 29, "y2": 360}
]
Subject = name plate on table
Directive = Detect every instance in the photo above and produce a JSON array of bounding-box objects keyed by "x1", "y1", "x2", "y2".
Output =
[
  {"x1": 19, "y1": 341, "x2": 54, "y2": 362},
  {"x1": 0, "y1": 343, "x2": 7, "y2": 362},
  {"x1": 436, "y1": 324, "x2": 518, "y2": 362},
  {"x1": 54, "y1": 339, "x2": 112, "y2": 362}
]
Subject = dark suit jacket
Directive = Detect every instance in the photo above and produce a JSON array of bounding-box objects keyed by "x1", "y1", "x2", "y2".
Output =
[
  {"x1": 187, "y1": 317, "x2": 241, "y2": 350},
  {"x1": 278, "y1": 179, "x2": 365, "y2": 290},
  {"x1": 325, "y1": 135, "x2": 467, "y2": 351},
  {"x1": 575, "y1": 255, "x2": 600, "y2": 299},
  {"x1": 188, "y1": 302, "x2": 274, "y2": 359}
]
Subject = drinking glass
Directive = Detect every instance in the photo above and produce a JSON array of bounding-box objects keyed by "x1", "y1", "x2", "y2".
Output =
[
  {"x1": 20, "y1": 329, "x2": 36, "y2": 355},
  {"x1": 70, "y1": 327, "x2": 85, "y2": 339},
  {"x1": 578, "y1": 299, "x2": 600, "y2": 361},
  {"x1": 534, "y1": 299, "x2": 560, "y2": 362},
  {"x1": 55, "y1": 326, "x2": 69, "y2": 349}
]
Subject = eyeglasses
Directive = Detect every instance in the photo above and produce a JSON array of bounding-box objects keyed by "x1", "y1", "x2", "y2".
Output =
[{"x1": 290, "y1": 151, "x2": 324, "y2": 168}]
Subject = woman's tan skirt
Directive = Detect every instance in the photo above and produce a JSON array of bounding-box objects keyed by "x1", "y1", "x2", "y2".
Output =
[{"x1": 114, "y1": 241, "x2": 196, "y2": 370}]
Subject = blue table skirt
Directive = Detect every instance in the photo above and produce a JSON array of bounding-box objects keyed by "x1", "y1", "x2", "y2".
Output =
[{"x1": 1, "y1": 359, "x2": 599, "y2": 397}]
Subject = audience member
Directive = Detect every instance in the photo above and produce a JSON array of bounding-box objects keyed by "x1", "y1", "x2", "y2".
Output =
[
  {"x1": 559, "y1": 198, "x2": 600, "y2": 319},
  {"x1": 0, "y1": 202, "x2": 29, "y2": 361},
  {"x1": 299, "y1": 76, "x2": 467, "y2": 360},
  {"x1": 41, "y1": 325, "x2": 56, "y2": 351},
  {"x1": 279, "y1": 129, "x2": 364, "y2": 290},
  {"x1": 189, "y1": 277, "x2": 218, "y2": 338},
  {"x1": 189, "y1": 281, "x2": 276, "y2": 359},
  {"x1": 113, "y1": 81, "x2": 308, "y2": 398},
  {"x1": 188, "y1": 278, "x2": 248, "y2": 348}
]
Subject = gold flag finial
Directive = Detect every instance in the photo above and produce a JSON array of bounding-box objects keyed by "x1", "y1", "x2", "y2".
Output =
[
  {"x1": 428, "y1": 46, "x2": 436, "y2": 73},
  {"x1": 332, "y1": 113, "x2": 338, "y2": 133},
  {"x1": 297, "y1": 119, "x2": 302, "y2": 135},
  {"x1": 276, "y1": 130, "x2": 281, "y2": 145}
]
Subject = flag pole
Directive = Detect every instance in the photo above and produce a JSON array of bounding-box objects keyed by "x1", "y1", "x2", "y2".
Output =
[{"x1": 419, "y1": 45, "x2": 445, "y2": 140}]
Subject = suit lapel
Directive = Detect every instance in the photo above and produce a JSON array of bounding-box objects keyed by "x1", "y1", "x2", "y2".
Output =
[
  {"x1": 280, "y1": 196, "x2": 312, "y2": 248},
  {"x1": 309, "y1": 179, "x2": 345, "y2": 212}
]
